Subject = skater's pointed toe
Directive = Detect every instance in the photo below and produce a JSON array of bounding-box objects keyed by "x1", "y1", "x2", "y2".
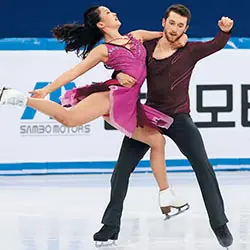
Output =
[{"x1": 0, "y1": 87, "x2": 27, "y2": 107}]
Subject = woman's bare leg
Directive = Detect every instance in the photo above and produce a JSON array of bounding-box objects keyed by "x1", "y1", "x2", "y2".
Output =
[
  {"x1": 132, "y1": 126, "x2": 169, "y2": 190},
  {"x1": 27, "y1": 92, "x2": 110, "y2": 127}
]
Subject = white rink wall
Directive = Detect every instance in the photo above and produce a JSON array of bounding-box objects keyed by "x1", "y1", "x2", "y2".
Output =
[{"x1": 0, "y1": 39, "x2": 250, "y2": 174}]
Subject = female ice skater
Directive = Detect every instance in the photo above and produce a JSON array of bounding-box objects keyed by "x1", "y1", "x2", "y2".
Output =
[{"x1": 0, "y1": 5, "x2": 189, "y2": 220}]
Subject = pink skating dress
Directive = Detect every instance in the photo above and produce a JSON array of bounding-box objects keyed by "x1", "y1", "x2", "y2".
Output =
[{"x1": 60, "y1": 34, "x2": 173, "y2": 138}]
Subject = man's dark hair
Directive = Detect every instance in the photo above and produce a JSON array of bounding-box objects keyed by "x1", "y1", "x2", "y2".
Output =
[{"x1": 164, "y1": 4, "x2": 191, "y2": 25}]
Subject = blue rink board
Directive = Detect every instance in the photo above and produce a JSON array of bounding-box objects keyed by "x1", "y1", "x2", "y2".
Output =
[
  {"x1": 0, "y1": 37, "x2": 250, "y2": 50},
  {"x1": 0, "y1": 158, "x2": 249, "y2": 175}
]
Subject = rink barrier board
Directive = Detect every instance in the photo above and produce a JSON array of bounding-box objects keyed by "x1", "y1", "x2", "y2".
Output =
[{"x1": 1, "y1": 37, "x2": 250, "y2": 175}]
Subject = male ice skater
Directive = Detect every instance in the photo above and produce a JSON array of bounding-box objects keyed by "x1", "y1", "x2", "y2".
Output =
[{"x1": 94, "y1": 4, "x2": 234, "y2": 249}]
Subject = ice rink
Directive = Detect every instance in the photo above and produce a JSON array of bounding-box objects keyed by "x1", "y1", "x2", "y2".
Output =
[{"x1": 0, "y1": 171, "x2": 249, "y2": 250}]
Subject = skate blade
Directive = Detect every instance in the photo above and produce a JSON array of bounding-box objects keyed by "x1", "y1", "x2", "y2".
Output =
[
  {"x1": 164, "y1": 203, "x2": 190, "y2": 220},
  {"x1": 95, "y1": 240, "x2": 117, "y2": 248},
  {"x1": 0, "y1": 87, "x2": 6, "y2": 102}
]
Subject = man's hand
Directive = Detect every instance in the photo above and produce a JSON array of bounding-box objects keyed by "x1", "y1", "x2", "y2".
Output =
[
  {"x1": 116, "y1": 72, "x2": 136, "y2": 88},
  {"x1": 218, "y1": 17, "x2": 234, "y2": 32},
  {"x1": 171, "y1": 33, "x2": 188, "y2": 49}
]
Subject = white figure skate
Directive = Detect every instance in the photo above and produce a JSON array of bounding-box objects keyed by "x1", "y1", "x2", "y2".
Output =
[
  {"x1": 0, "y1": 87, "x2": 27, "y2": 107},
  {"x1": 159, "y1": 188, "x2": 190, "y2": 220}
]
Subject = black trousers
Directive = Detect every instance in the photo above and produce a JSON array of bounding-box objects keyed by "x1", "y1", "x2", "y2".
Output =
[{"x1": 101, "y1": 114, "x2": 228, "y2": 229}]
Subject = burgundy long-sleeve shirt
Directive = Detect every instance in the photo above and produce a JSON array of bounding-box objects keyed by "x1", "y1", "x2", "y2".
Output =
[{"x1": 144, "y1": 31, "x2": 231, "y2": 116}]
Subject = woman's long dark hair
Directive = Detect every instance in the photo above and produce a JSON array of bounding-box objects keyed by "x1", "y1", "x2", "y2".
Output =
[{"x1": 52, "y1": 6, "x2": 103, "y2": 59}]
